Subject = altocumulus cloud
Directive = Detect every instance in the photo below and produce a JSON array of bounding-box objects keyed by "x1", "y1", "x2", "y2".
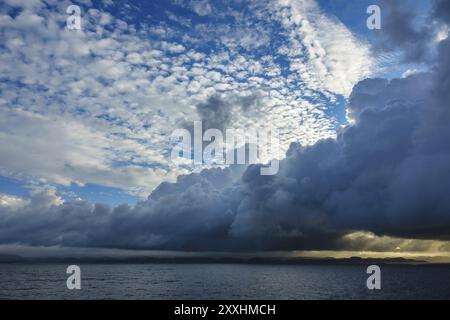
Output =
[
  {"x1": 1, "y1": 1, "x2": 450, "y2": 252},
  {"x1": 0, "y1": 0, "x2": 374, "y2": 198}
]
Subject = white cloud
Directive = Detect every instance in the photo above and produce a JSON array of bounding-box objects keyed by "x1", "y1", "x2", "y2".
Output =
[
  {"x1": 0, "y1": 194, "x2": 29, "y2": 209},
  {"x1": 190, "y1": 0, "x2": 213, "y2": 16},
  {"x1": 402, "y1": 68, "x2": 420, "y2": 78},
  {"x1": 266, "y1": 0, "x2": 374, "y2": 96}
]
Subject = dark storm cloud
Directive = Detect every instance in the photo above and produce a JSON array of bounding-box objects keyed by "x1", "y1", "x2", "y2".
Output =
[
  {"x1": 1, "y1": 5, "x2": 450, "y2": 252},
  {"x1": 374, "y1": 0, "x2": 450, "y2": 64},
  {"x1": 193, "y1": 93, "x2": 263, "y2": 132},
  {"x1": 432, "y1": 0, "x2": 450, "y2": 24},
  {"x1": 374, "y1": 0, "x2": 433, "y2": 63},
  {"x1": 195, "y1": 95, "x2": 233, "y2": 131}
]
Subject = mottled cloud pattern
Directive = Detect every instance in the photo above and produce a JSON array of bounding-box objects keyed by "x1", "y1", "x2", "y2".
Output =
[
  {"x1": 0, "y1": 0, "x2": 372, "y2": 198},
  {"x1": 0, "y1": 1, "x2": 450, "y2": 252}
]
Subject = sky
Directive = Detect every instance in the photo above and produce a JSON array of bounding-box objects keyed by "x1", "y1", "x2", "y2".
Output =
[{"x1": 1, "y1": 0, "x2": 450, "y2": 261}]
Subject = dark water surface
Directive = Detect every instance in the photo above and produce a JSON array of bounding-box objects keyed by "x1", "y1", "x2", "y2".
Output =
[{"x1": 0, "y1": 263, "x2": 449, "y2": 299}]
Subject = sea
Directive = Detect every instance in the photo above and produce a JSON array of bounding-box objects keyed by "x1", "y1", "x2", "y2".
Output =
[{"x1": 1, "y1": 263, "x2": 449, "y2": 299}]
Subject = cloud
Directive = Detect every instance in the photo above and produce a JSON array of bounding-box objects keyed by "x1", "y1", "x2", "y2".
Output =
[
  {"x1": 0, "y1": 108, "x2": 170, "y2": 197},
  {"x1": 1, "y1": 33, "x2": 450, "y2": 251},
  {"x1": 432, "y1": 0, "x2": 450, "y2": 24},
  {"x1": 195, "y1": 95, "x2": 233, "y2": 132},
  {"x1": 190, "y1": 0, "x2": 213, "y2": 16},
  {"x1": 0, "y1": 194, "x2": 28, "y2": 209},
  {"x1": 373, "y1": 0, "x2": 450, "y2": 64},
  {"x1": 265, "y1": 0, "x2": 374, "y2": 96},
  {"x1": 0, "y1": 29, "x2": 450, "y2": 251},
  {"x1": 374, "y1": 0, "x2": 432, "y2": 63},
  {"x1": 7, "y1": 0, "x2": 443, "y2": 252},
  {"x1": 338, "y1": 231, "x2": 449, "y2": 254},
  {"x1": 0, "y1": 0, "x2": 372, "y2": 199}
]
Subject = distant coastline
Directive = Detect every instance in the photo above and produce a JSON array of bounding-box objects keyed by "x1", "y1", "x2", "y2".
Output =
[{"x1": 0, "y1": 254, "x2": 436, "y2": 265}]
